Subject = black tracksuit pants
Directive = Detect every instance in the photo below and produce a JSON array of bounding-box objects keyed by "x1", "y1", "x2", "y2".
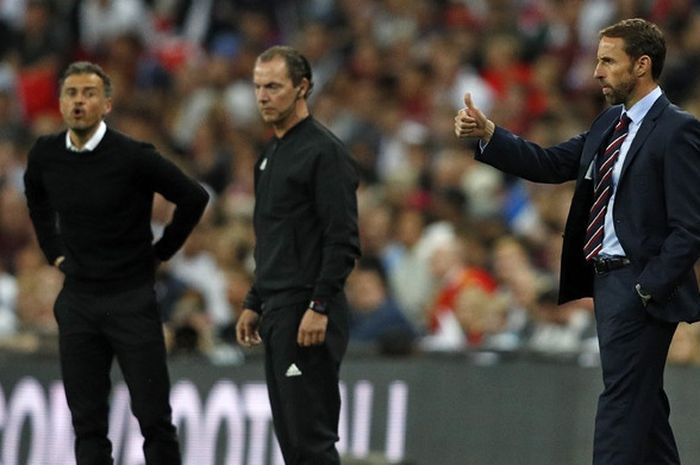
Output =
[
  {"x1": 54, "y1": 284, "x2": 181, "y2": 465},
  {"x1": 260, "y1": 296, "x2": 349, "y2": 465}
]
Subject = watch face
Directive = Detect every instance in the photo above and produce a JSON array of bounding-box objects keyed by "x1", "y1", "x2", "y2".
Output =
[{"x1": 310, "y1": 300, "x2": 327, "y2": 313}]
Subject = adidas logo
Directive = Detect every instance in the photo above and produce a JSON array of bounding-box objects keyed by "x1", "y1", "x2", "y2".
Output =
[{"x1": 285, "y1": 363, "x2": 302, "y2": 377}]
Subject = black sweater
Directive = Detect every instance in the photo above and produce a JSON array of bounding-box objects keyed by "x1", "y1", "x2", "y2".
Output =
[
  {"x1": 243, "y1": 116, "x2": 361, "y2": 312},
  {"x1": 24, "y1": 128, "x2": 209, "y2": 293}
]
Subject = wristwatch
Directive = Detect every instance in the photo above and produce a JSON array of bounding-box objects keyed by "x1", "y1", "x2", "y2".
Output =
[
  {"x1": 308, "y1": 300, "x2": 328, "y2": 315},
  {"x1": 635, "y1": 283, "x2": 652, "y2": 307}
]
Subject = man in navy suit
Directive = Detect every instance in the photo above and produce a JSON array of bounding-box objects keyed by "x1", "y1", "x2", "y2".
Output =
[{"x1": 455, "y1": 18, "x2": 700, "y2": 465}]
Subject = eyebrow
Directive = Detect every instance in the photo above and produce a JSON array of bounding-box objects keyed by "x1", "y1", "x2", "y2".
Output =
[{"x1": 63, "y1": 85, "x2": 100, "y2": 91}]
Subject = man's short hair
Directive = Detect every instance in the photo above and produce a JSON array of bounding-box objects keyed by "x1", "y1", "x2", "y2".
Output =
[
  {"x1": 600, "y1": 18, "x2": 666, "y2": 81},
  {"x1": 59, "y1": 61, "x2": 113, "y2": 97},
  {"x1": 257, "y1": 45, "x2": 314, "y2": 98}
]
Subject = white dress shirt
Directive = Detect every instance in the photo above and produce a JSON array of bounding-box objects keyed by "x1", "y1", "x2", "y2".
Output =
[
  {"x1": 65, "y1": 120, "x2": 107, "y2": 152},
  {"x1": 600, "y1": 86, "x2": 662, "y2": 257}
]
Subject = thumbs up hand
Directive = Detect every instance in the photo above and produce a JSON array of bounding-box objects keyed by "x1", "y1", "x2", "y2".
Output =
[{"x1": 454, "y1": 92, "x2": 495, "y2": 143}]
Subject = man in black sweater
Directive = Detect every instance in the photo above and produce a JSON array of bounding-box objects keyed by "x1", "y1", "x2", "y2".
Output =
[
  {"x1": 23, "y1": 61, "x2": 208, "y2": 465},
  {"x1": 236, "y1": 46, "x2": 361, "y2": 465}
]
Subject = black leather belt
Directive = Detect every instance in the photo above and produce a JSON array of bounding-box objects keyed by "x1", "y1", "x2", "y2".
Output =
[{"x1": 593, "y1": 256, "x2": 630, "y2": 275}]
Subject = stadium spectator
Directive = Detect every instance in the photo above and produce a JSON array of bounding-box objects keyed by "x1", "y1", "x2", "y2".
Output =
[
  {"x1": 346, "y1": 257, "x2": 416, "y2": 353},
  {"x1": 525, "y1": 287, "x2": 596, "y2": 356},
  {"x1": 421, "y1": 235, "x2": 497, "y2": 351}
]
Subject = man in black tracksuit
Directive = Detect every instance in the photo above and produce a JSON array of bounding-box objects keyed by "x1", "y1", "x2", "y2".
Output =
[
  {"x1": 23, "y1": 61, "x2": 209, "y2": 465},
  {"x1": 236, "y1": 46, "x2": 360, "y2": 465}
]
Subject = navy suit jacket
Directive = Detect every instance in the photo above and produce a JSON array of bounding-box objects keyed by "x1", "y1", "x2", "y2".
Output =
[{"x1": 476, "y1": 94, "x2": 700, "y2": 322}]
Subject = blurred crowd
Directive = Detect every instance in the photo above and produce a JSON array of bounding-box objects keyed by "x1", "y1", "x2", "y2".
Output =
[{"x1": 1, "y1": 0, "x2": 700, "y2": 366}]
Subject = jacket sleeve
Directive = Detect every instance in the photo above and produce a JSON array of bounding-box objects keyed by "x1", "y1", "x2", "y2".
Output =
[
  {"x1": 311, "y1": 145, "x2": 361, "y2": 301},
  {"x1": 476, "y1": 126, "x2": 585, "y2": 184},
  {"x1": 243, "y1": 283, "x2": 263, "y2": 314},
  {"x1": 137, "y1": 144, "x2": 210, "y2": 261},
  {"x1": 23, "y1": 142, "x2": 64, "y2": 265}
]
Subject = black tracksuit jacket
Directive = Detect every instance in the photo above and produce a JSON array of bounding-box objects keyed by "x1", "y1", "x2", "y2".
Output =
[{"x1": 243, "y1": 116, "x2": 361, "y2": 312}]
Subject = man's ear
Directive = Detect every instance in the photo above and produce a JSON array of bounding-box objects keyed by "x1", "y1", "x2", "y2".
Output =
[
  {"x1": 104, "y1": 97, "x2": 113, "y2": 116},
  {"x1": 636, "y1": 55, "x2": 651, "y2": 77},
  {"x1": 298, "y1": 78, "x2": 310, "y2": 99}
]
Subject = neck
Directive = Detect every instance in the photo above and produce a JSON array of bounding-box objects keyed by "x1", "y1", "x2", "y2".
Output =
[
  {"x1": 626, "y1": 81, "x2": 657, "y2": 109},
  {"x1": 69, "y1": 125, "x2": 100, "y2": 150},
  {"x1": 272, "y1": 102, "x2": 309, "y2": 138}
]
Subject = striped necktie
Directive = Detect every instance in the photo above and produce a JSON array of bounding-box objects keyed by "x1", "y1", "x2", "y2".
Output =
[{"x1": 583, "y1": 113, "x2": 632, "y2": 261}]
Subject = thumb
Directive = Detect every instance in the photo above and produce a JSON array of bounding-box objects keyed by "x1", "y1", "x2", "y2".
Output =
[{"x1": 463, "y1": 92, "x2": 474, "y2": 109}]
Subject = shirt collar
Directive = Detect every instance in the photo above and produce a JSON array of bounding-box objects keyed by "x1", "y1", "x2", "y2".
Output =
[
  {"x1": 65, "y1": 121, "x2": 107, "y2": 152},
  {"x1": 623, "y1": 86, "x2": 662, "y2": 125}
]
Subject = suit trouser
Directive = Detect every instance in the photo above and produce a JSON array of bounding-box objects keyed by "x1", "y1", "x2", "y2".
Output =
[
  {"x1": 260, "y1": 297, "x2": 349, "y2": 465},
  {"x1": 592, "y1": 265, "x2": 679, "y2": 465},
  {"x1": 54, "y1": 284, "x2": 181, "y2": 465}
]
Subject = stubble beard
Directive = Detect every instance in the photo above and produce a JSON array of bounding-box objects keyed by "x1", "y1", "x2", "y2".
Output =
[
  {"x1": 68, "y1": 122, "x2": 98, "y2": 138},
  {"x1": 262, "y1": 102, "x2": 296, "y2": 130},
  {"x1": 605, "y1": 71, "x2": 637, "y2": 107}
]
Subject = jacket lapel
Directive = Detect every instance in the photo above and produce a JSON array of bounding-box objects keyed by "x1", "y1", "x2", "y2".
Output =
[{"x1": 619, "y1": 94, "x2": 670, "y2": 179}]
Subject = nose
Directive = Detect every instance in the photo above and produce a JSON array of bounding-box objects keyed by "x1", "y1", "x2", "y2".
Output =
[
  {"x1": 256, "y1": 89, "x2": 268, "y2": 102},
  {"x1": 593, "y1": 63, "x2": 603, "y2": 79}
]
